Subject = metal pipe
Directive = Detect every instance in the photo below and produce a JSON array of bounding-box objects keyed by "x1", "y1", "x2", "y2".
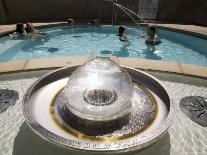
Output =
[
  {"x1": 116, "y1": 4, "x2": 146, "y2": 37},
  {"x1": 114, "y1": 3, "x2": 148, "y2": 26},
  {"x1": 113, "y1": 2, "x2": 147, "y2": 38},
  {"x1": 114, "y1": 0, "x2": 118, "y2": 25}
]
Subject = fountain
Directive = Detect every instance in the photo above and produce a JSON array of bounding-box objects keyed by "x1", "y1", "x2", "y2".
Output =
[{"x1": 22, "y1": 57, "x2": 173, "y2": 153}]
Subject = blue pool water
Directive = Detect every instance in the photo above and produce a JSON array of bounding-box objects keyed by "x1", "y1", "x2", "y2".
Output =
[{"x1": 0, "y1": 25, "x2": 207, "y2": 67}]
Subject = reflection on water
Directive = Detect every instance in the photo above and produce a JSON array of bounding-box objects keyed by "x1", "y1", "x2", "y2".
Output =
[
  {"x1": 13, "y1": 122, "x2": 170, "y2": 155},
  {"x1": 0, "y1": 34, "x2": 61, "y2": 62},
  {"x1": 100, "y1": 50, "x2": 112, "y2": 55},
  {"x1": 143, "y1": 45, "x2": 162, "y2": 60},
  {"x1": 47, "y1": 47, "x2": 59, "y2": 53},
  {"x1": 21, "y1": 35, "x2": 50, "y2": 52},
  {"x1": 112, "y1": 42, "x2": 131, "y2": 57}
]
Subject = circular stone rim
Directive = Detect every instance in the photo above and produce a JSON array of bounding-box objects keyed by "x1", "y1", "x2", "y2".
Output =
[{"x1": 22, "y1": 65, "x2": 174, "y2": 152}]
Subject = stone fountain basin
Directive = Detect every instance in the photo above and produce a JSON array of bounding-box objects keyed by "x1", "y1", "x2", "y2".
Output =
[{"x1": 22, "y1": 65, "x2": 174, "y2": 153}]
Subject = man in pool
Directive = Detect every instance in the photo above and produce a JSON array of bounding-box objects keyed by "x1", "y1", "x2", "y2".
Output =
[
  {"x1": 118, "y1": 26, "x2": 128, "y2": 42},
  {"x1": 145, "y1": 26, "x2": 161, "y2": 45}
]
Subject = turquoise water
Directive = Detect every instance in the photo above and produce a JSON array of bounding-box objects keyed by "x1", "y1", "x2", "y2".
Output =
[{"x1": 0, "y1": 25, "x2": 207, "y2": 67}]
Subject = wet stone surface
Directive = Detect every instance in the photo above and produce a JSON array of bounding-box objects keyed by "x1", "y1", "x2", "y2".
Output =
[
  {"x1": 0, "y1": 89, "x2": 19, "y2": 113},
  {"x1": 180, "y1": 96, "x2": 207, "y2": 127}
]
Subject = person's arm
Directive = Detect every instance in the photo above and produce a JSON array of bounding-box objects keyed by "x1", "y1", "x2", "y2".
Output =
[
  {"x1": 35, "y1": 31, "x2": 47, "y2": 35},
  {"x1": 9, "y1": 32, "x2": 17, "y2": 37},
  {"x1": 119, "y1": 35, "x2": 128, "y2": 42}
]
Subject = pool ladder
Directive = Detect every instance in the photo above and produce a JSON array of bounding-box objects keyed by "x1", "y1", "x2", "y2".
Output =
[{"x1": 112, "y1": 2, "x2": 149, "y2": 38}]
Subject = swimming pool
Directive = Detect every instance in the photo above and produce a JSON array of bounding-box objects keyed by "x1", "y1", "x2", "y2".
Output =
[{"x1": 0, "y1": 25, "x2": 207, "y2": 67}]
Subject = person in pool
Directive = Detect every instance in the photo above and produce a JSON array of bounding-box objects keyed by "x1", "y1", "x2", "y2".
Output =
[
  {"x1": 118, "y1": 26, "x2": 128, "y2": 42},
  {"x1": 25, "y1": 22, "x2": 36, "y2": 33},
  {"x1": 145, "y1": 26, "x2": 161, "y2": 45},
  {"x1": 25, "y1": 22, "x2": 47, "y2": 35},
  {"x1": 88, "y1": 19, "x2": 101, "y2": 26},
  {"x1": 94, "y1": 19, "x2": 101, "y2": 26},
  {"x1": 67, "y1": 18, "x2": 74, "y2": 26},
  {"x1": 9, "y1": 23, "x2": 26, "y2": 37}
]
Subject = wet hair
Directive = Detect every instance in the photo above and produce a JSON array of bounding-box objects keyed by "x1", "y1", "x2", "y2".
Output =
[
  {"x1": 94, "y1": 19, "x2": 100, "y2": 25},
  {"x1": 16, "y1": 23, "x2": 25, "y2": 34},
  {"x1": 67, "y1": 18, "x2": 74, "y2": 25},
  {"x1": 118, "y1": 26, "x2": 125, "y2": 36},
  {"x1": 25, "y1": 22, "x2": 34, "y2": 33},
  {"x1": 148, "y1": 26, "x2": 156, "y2": 33}
]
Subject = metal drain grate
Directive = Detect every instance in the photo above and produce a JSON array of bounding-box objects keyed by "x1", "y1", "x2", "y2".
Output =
[
  {"x1": 180, "y1": 96, "x2": 207, "y2": 127},
  {"x1": 0, "y1": 89, "x2": 19, "y2": 113}
]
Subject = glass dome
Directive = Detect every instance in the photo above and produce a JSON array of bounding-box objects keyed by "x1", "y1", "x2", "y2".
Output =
[{"x1": 64, "y1": 57, "x2": 133, "y2": 122}]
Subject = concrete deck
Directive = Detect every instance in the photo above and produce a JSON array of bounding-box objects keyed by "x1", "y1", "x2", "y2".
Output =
[
  {"x1": 0, "y1": 22, "x2": 65, "y2": 36},
  {"x1": 152, "y1": 23, "x2": 207, "y2": 39}
]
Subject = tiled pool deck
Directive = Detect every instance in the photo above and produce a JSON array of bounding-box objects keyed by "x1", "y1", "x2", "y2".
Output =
[{"x1": 0, "y1": 56, "x2": 207, "y2": 79}]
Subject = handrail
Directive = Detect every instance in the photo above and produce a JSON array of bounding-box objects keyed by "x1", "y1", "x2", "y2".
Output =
[
  {"x1": 114, "y1": 3, "x2": 148, "y2": 25},
  {"x1": 113, "y1": 2, "x2": 148, "y2": 38},
  {"x1": 116, "y1": 5, "x2": 145, "y2": 37}
]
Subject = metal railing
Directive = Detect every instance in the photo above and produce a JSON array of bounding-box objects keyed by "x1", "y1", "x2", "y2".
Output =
[{"x1": 113, "y1": 2, "x2": 149, "y2": 37}]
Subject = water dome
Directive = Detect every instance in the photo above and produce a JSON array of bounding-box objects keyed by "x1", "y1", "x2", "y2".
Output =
[{"x1": 65, "y1": 57, "x2": 133, "y2": 122}]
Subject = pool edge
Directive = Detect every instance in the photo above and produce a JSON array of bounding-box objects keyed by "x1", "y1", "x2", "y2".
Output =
[{"x1": 0, "y1": 57, "x2": 206, "y2": 79}]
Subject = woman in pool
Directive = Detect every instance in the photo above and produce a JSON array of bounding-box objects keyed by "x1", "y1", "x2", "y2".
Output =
[
  {"x1": 25, "y1": 22, "x2": 47, "y2": 35},
  {"x1": 145, "y1": 26, "x2": 161, "y2": 45},
  {"x1": 118, "y1": 26, "x2": 128, "y2": 42},
  {"x1": 25, "y1": 22, "x2": 36, "y2": 33}
]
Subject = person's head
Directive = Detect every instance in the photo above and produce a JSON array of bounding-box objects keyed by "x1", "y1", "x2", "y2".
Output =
[
  {"x1": 147, "y1": 26, "x2": 156, "y2": 38},
  {"x1": 67, "y1": 18, "x2": 74, "y2": 26},
  {"x1": 16, "y1": 23, "x2": 25, "y2": 34},
  {"x1": 118, "y1": 26, "x2": 125, "y2": 36},
  {"x1": 25, "y1": 22, "x2": 34, "y2": 33},
  {"x1": 94, "y1": 19, "x2": 100, "y2": 25}
]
